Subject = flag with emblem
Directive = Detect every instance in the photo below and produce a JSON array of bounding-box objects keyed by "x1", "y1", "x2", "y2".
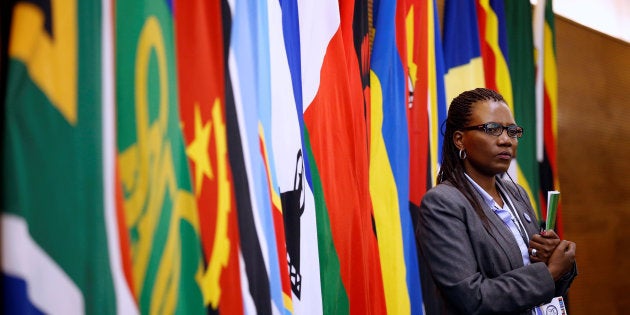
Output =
[
  {"x1": 2, "y1": 0, "x2": 136, "y2": 314},
  {"x1": 115, "y1": 0, "x2": 205, "y2": 313},
  {"x1": 173, "y1": 0, "x2": 245, "y2": 313},
  {"x1": 271, "y1": 0, "x2": 325, "y2": 313}
]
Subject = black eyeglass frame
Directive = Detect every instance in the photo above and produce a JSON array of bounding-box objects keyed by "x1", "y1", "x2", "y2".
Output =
[{"x1": 461, "y1": 122, "x2": 523, "y2": 139}]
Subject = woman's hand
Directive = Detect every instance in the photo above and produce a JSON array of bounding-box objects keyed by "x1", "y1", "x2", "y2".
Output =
[
  {"x1": 546, "y1": 240, "x2": 576, "y2": 281},
  {"x1": 528, "y1": 229, "x2": 560, "y2": 264}
]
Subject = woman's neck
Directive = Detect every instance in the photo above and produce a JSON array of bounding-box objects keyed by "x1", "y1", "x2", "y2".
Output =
[{"x1": 465, "y1": 170, "x2": 498, "y2": 195}]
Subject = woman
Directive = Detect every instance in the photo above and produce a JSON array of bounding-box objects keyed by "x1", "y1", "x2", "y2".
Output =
[{"x1": 415, "y1": 88, "x2": 577, "y2": 314}]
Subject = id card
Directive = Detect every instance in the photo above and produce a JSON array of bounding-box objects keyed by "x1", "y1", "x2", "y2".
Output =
[{"x1": 534, "y1": 297, "x2": 567, "y2": 315}]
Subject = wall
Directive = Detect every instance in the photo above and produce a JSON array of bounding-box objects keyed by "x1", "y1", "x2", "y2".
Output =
[{"x1": 556, "y1": 15, "x2": 630, "y2": 314}]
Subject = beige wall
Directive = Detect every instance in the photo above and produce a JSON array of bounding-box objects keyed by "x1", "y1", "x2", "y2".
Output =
[{"x1": 556, "y1": 15, "x2": 630, "y2": 314}]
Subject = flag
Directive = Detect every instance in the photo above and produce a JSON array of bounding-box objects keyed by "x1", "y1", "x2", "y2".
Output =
[
  {"x1": 443, "y1": 0, "x2": 485, "y2": 104},
  {"x1": 115, "y1": 1, "x2": 205, "y2": 313},
  {"x1": 369, "y1": 0, "x2": 422, "y2": 313},
  {"x1": 534, "y1": 0, "x2": 562, "y2": 235},
  {"x1": 300, "y1": 0, "x2": 387, "y2": 312},
  {"x1": 272, "y1": 0, "x2": 325, "y2": 313},
  {"x1": 280, "y1": 0, "x2": 348, "y2": 314},
  {"x1": 224, "y1": 0, "x2": 292, "y2": 313},
  {"x1": 406, "y1": 0, "x2": 431, "y2": 207},
  {"x1": 505, "y1": 0, "x2": 542, "y2": 220},
  {"x1": 428, "y1": 0, "x2": 449, "y2": 184},
  {"x1": 173, "y1": 0, "x2": 245, "y2": 313},
  {"x1": 476, "y1": 0, "x2": 513, "y2": 109},
  {"x1": 403, "y1": 0, "x2": 448, "y2": 312},
  {"x1": 2, "y1": 0, "x2": 135, "y2": 314}
]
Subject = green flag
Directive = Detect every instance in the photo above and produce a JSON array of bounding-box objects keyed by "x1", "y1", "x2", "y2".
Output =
[
  {"x1": 2, "y1": 1, "x2": 122, "y2": 314},
  {"x1": 505, "y1": 0, "x2": 542, "y2": 221},
  {"x1": 115, "y1": 1, "x2": 205, "y2": 313}
]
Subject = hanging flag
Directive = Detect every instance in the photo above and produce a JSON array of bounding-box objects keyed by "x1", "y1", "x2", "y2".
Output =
[
  {"x1": 505, "y1": 0, "x2": 542, "y2": 220},
  {"x1": 369, "y1": 0, "x2": 422, "y2": 313},
  {"x1": 406, "y1": 0, "x2": 431, "y2": 206},
  {"x1": 403, "y1": 0, "x2": 448, "y2": 312},
  {"x1": 300, "y1": 0, "x2": 387, "y2": 312},
  {"x1": 534, "y1": 0, "x2": 562, "y2": 236},
  {"x1": 224, "y1": 0, "x2": 293, "y2": 313},
  {"x1": 282, "y1": 0, "x2": 350, "y2": 313},
  {"x1": 476, "y1": 0, "x2": 540, "y2": 212},
  {"x1": 476, "y1": 0, "x2": 513, "y2": 109},
  {"x1": 429, "y1": 0, "x2": 449, "y2": 184},
  {"x1": 443, "y1": 0, "x2": 485, "y2": 104},
  {"x1": 173, "y1": 0, "x2": 245, "y2": 313},
  {"x1": 261, "y1": 3, "x2": 295, "y2": 312},
  {"x1": 406, "y1": 0, "x2": 448, "y2": 193},
  {"x1": 115, "y1": 1, "x2": 205, "y2": 314},
  {"x1": 271, "y1": 0, "x2": 325, "y2": 313},
  {"x1": 2, "y1": 0, "x2": 136, "y2": 314}
]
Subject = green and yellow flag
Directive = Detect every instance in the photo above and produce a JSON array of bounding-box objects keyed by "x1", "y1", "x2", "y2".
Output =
[{"x1": 115, "y1": 1, "x2": 205, "y2": 313}]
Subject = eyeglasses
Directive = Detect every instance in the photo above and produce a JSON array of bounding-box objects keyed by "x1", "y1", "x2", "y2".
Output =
[{"x1": 461, "y1": 122, "x2": 523, "y2": 138}]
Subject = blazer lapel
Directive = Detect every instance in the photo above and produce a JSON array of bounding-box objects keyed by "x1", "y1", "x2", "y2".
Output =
[
  {"x1": 497, "y1": 178, "x2": 541, "y2": 238},
  {"x1": 471, "y1": 186, "x2": 525, "y2": 269}
]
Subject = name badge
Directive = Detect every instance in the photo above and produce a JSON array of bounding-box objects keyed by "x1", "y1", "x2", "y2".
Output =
[{"x1": 534, "y1": 296, "x2": 567, "y2": 315}]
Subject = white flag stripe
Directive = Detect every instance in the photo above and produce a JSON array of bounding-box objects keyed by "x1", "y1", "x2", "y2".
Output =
[
  {"x1": 2, "y1": 214, "x2": 84, "y2": 315},
  {"x1": 268, "y1": 0, "x2": 323, "y2": 312},
  {"x1": 298, "y1": 0, "x2": 339, "y2": 111},
  {"x1": 101, "y1": 0, "x2": 139, "y2": 313}
]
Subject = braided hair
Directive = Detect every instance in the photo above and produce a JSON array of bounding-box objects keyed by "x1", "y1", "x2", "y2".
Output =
[{"x1": 437, "y1": 88, "x2": 506, "y2": 227}]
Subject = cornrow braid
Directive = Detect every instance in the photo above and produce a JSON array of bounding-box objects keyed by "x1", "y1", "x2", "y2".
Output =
[{"x1": 437, "y1": 88, "x2": 506, "y2": 228}]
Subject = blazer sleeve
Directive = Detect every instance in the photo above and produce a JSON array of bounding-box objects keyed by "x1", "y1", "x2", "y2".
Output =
[{"x1": 417, "y1": 184, "x2": 556, "y2": 314}]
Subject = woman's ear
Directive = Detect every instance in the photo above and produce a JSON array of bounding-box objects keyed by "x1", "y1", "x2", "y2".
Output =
[{"x1": 453, "y1": 131, "x2": 464, "y2": 150}]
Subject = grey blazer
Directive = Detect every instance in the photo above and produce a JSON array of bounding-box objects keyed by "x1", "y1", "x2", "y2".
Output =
[{"x1": 416, "y1": 176, "x2": 576, "y2": 315}]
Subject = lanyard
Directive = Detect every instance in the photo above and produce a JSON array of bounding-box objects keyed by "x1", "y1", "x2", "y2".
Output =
[{"x1": 498, "y1": 188, "x2": 529, "y2": 245}]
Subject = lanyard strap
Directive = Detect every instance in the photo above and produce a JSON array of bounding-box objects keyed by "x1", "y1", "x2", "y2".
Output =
[{"x1": 499, "y1": 188, "x2": 529, "y2": 245}]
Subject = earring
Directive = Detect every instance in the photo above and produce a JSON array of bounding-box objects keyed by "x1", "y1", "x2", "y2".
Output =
[{"x1": 459, "y1": 149, "x2": 467, "y2": 160}]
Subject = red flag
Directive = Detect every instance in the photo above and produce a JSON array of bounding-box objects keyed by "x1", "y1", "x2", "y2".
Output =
[{"x1": 174, "y1": 0, "x2": 244, "y2": 313}]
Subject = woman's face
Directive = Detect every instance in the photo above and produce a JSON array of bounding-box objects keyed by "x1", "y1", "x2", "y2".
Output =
[{"x1": 456, "y1": 100, "x2": 518, "y2": 179}]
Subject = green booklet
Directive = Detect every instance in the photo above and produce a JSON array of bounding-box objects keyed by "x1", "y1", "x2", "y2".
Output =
[{"x1": 546, "y1": 191, "x2": 560, "y2": 230}]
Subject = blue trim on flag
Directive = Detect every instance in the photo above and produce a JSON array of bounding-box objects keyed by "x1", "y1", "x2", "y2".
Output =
[
  {"x1": 3, "y1": 274, "x2": 46, "y2": 315},
  {"x1": 443, "y1": 0, "x2": 482, "y2": 70},
  {"x1": 279, "y1": 0, "x2": 314, "y2": 188},
  {"x1": 490, "y1": 0, "x2": 509, "y2": 63},
  {"x1": 231, "y1": 0, "x2": 286, "y2": 313},
  {"x1": 434, "y1": 0, "x2": 448, "y2": 166},
  {"x1": 372, "y1": 0, "x2": 423, "y2": 313}
]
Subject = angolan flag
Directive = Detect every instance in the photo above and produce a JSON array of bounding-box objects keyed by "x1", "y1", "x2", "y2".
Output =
[{"x1": 173, "y1": 0, "x2": 244, "y2": 313}]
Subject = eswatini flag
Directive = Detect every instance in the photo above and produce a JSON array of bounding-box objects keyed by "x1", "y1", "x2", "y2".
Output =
[
  {"x1": 2, "y1": 0, "x2": 136, "y2": 314},
  {"x1": 300, "y1": 0, "x2": 386, "y2": 313},
  {"x1": 173, "y1": 0, "x2": 244, "y2": 313}
]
